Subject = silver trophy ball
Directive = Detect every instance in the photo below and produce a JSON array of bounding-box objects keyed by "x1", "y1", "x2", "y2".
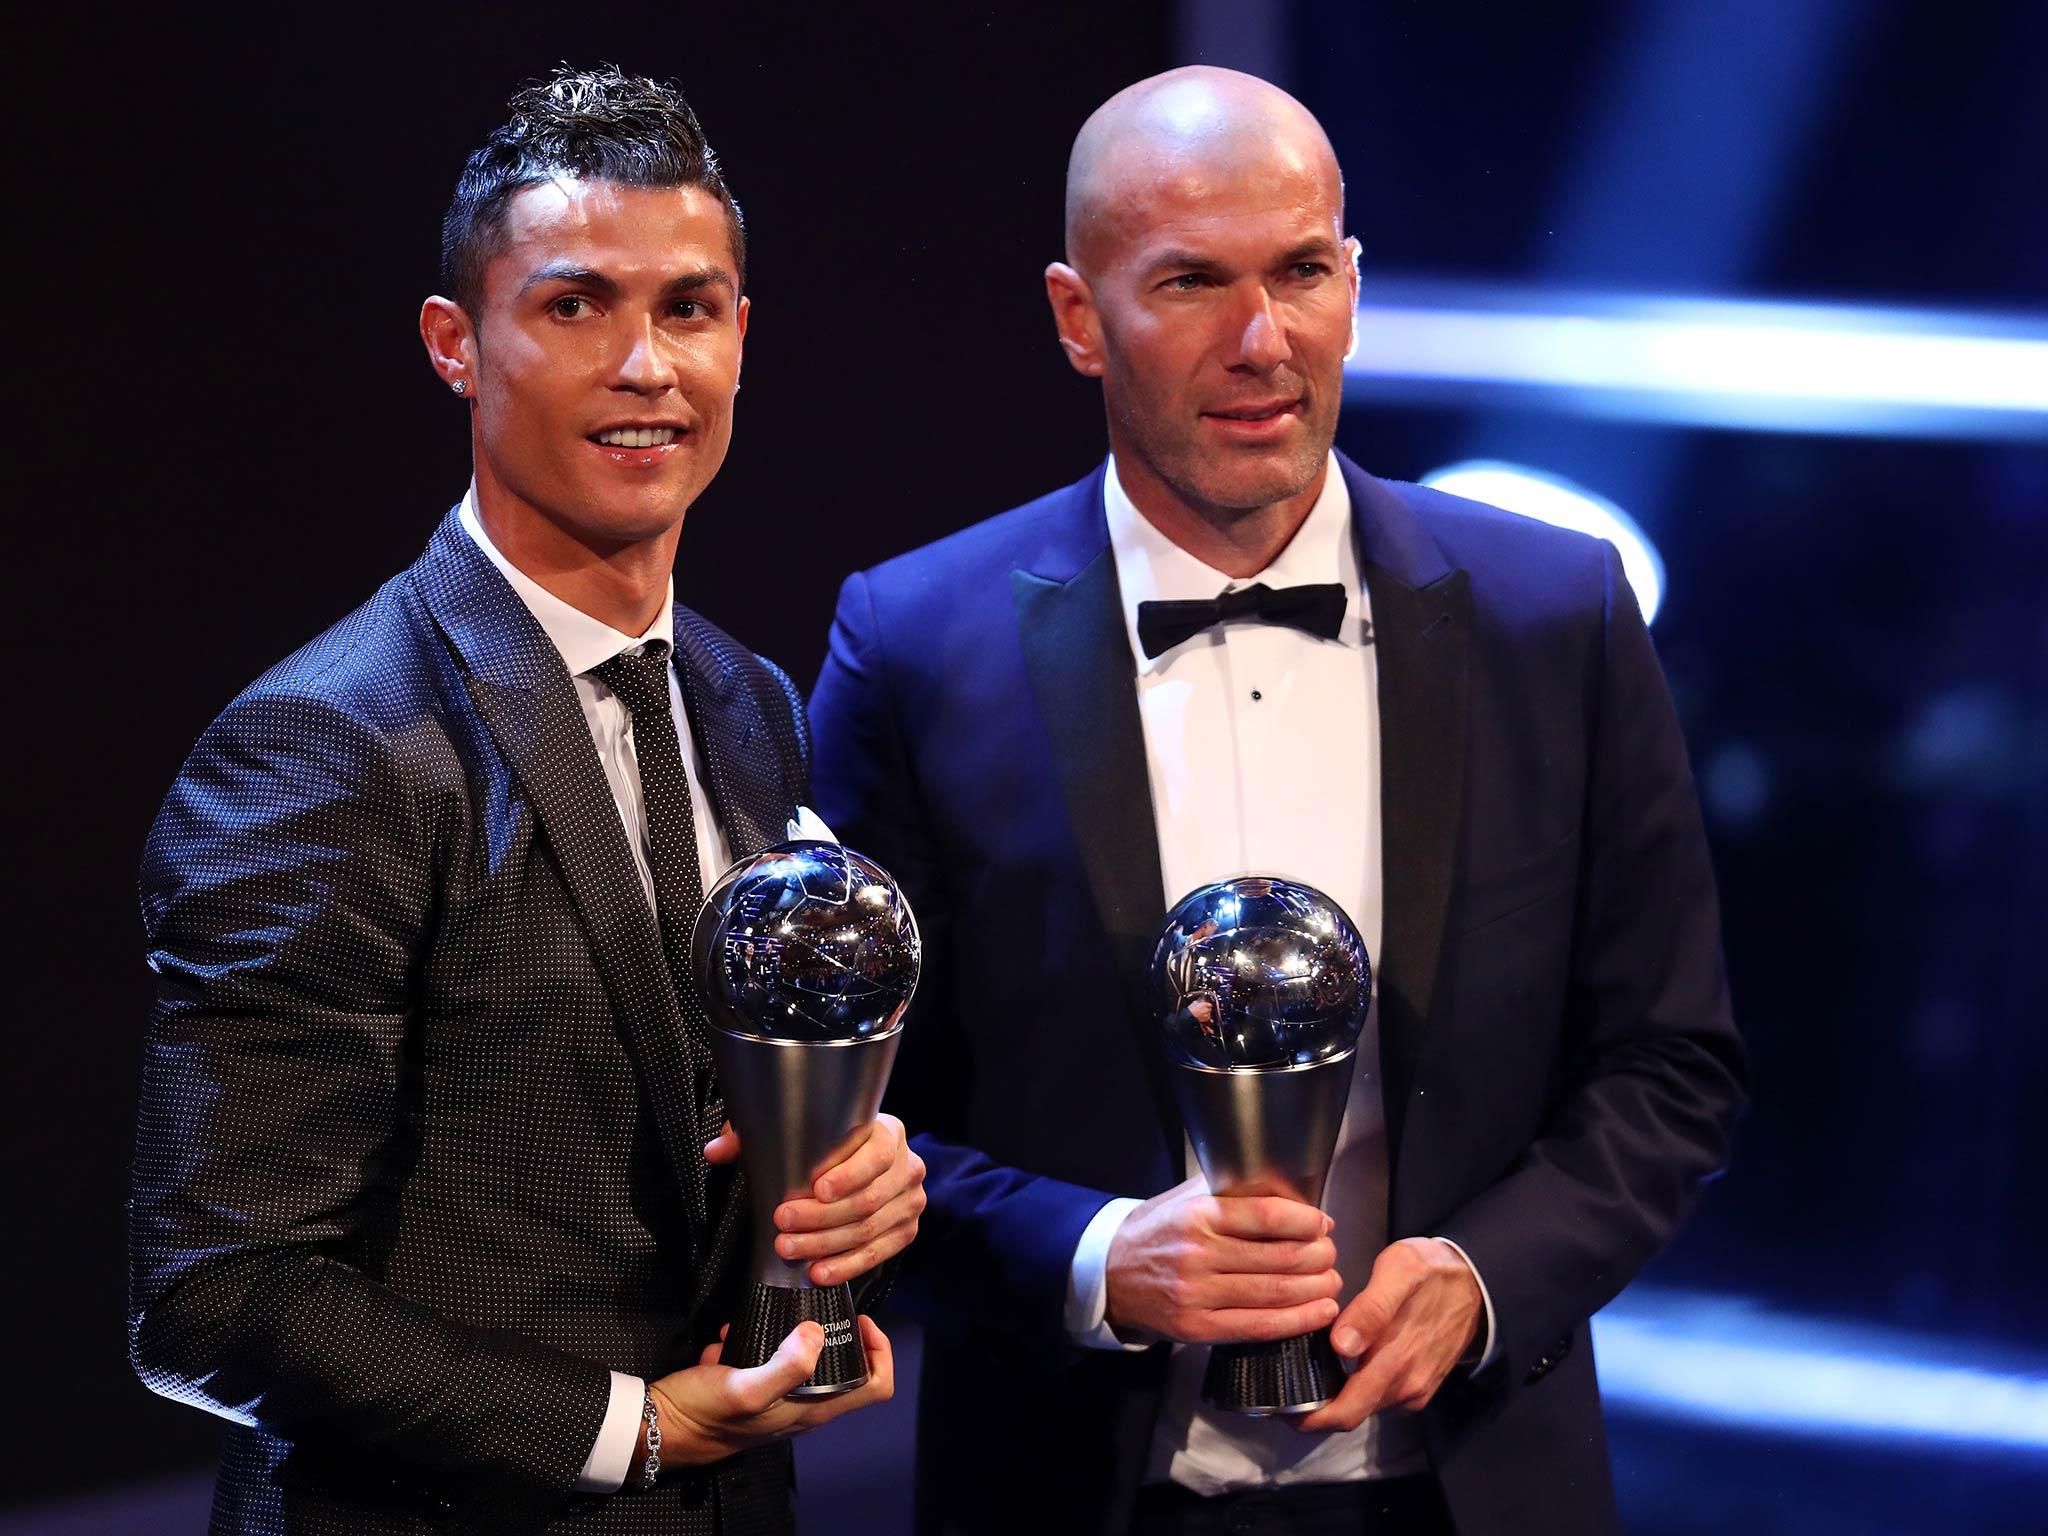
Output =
[
  {"x1": 1149, "y1": 876, "x2": 1371, "y2": 1415},
  {"x1": 692, "y1": 840, "x2": 920, "y2": 1395}
]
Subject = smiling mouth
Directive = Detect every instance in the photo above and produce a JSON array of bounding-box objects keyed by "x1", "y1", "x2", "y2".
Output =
[{"x1": 590, "y1": 427, "x2": 682, "y2": 448}]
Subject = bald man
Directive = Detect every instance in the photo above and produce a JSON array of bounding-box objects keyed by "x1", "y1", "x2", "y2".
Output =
[{"x1": 810, "y1": 68, "x2": 1744, "y2": 1536}]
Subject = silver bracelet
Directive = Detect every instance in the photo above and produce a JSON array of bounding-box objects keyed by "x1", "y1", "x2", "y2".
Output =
[{"x1": 638, "y1": 1390, "x2": 661, "y2": 1491}]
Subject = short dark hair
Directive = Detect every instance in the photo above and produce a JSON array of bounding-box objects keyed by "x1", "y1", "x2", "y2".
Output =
[{"x1": 441, "y1": 65, "x2": 746, "y2": 318}]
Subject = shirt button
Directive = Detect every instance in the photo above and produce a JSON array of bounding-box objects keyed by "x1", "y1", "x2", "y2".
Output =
[{"x1": 1250, "y1": 689, "x2": 1264, "y2": 701}]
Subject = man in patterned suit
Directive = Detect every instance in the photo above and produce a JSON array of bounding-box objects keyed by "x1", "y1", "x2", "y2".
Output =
[{"x1": 131, "y1": 69, "x2": 923, "y2": 1534}]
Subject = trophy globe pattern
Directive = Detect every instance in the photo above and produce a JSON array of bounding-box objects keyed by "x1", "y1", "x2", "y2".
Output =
[
  {"x1": 1150, "y1": 876, "x2": 1371, "y2": 1071},
  {"x1": 692, "y1": 840, "x2": 920, "y2": 1043}
]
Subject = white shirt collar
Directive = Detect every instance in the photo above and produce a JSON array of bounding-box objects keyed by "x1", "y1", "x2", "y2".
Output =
[
  {"x1": 457, "y1": 485, "x2": 676, "y2": 676},
  {"x1": 1103, "y1": 452, "x2": 1360, "y2": 673}
]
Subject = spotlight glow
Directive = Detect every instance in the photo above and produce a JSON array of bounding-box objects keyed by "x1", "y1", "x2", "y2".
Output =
[
  {"x1": 1596, "y1": 1288, "x2": 2048, "y2": 1451},
  {"x1": 1420, "y1": 460, "x2": 1665, "y2": 623},
  {"x1": 1346, "y1": 281, "x2": 2048, "y2": 439}
]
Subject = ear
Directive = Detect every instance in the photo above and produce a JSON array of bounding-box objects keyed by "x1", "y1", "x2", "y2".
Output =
[
  {"x1": 1044, "y1": 262, "x2": 1105, "y2": 378},
  {"x1": 1341, "y1": 237, "x2": 1362, "y2": 362},
  {"x1": 420, "y1": 296, "x2": 478, "y2": 397},
  {"x1": 734, "y1": 293, "x2": 750, "y2": 390}
]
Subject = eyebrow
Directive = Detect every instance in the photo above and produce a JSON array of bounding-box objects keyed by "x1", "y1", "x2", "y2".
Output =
[
  {"x1": 516, "y1": 262, "x2": 738, "y2": 299},
  {"x1": 1277, "y1": 237, "x2": 1345, "y2": 266},
  {"x1": 1141, "y1": 249, "x2": 1228, "y2": 280},
  {"x1": 1139, "y1": 237, "x2": 1345, "y2": 282}
]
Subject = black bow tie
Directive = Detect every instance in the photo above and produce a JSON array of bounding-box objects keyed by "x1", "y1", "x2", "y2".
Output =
[{"x1": 1135, "y1": 582, "x2": 1349, "y2": 660}]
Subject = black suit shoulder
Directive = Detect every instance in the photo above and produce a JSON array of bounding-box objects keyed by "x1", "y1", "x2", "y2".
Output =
[
  {"x1": 1387, "y1": 480, "x2": 1617, "y2": 621},
  {"x1": 230, "y1": 568, "x2": 447, "y2": 732},
  {"x1": 142, "y1": 569, "x2": 462, "y2": 924}
]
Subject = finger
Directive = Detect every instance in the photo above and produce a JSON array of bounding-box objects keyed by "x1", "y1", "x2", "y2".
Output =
[
  {"x1": 1307, "y1": 1290, "x2": 1449, "y2": 1430},
  {"x1": 723, "y1": 1321, "x2": 825, "y2": 1416},
  {"x1": 697, "y1": 1321, "x2": 733, "y2": 1366},
  {"x1": 792, "y1": 1316, "x2": 898, "y2": 1427},
  {"x1": 1206, "y1": 1196, "x2": 1330, "y2": 1243},
  {"x1": 1190, "y1": 1296, "x2": 1341, "y2": 1344},
  {"x1": 779, "y1": 1184, "x2": 927, "y2": 1263},
  {"x1": 807, "y1": 1201, "x2": 923, "y2": 1286},
  {"x1": 1202, "y1": 1232, "x2": 1339, "y2": 1277},
  {"x1": 703, "y1": 1121, "x2": 741, "y2": 1165},
  {"x1": 853, "y1": 1314, "x2": 895, "y2": 1401},
  {"x1": 1330, "y1": 1252, "x2": 1425, "y2": 1357},
  {"x1": 1193, "y1": 1269, "x2": 1343, "y2": 1314},
  {"x1": 777, "y1": 1150, "x2": 920, "y2": 1235},
  {"x1": 811, "y1": 1115, "x2": 905, "y2": 1204},
  {"x1": 1292, "y1": 1356, "x2": 1385, "y2": 1433},
  {"x1": 1337, "y1": 1333, "x2": 1415, "y2": 1424}
]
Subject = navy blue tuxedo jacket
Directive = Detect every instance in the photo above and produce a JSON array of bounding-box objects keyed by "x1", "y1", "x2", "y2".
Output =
[
  {"x1": 132, "y1": 511, "x2": 818, "y2": 1536},
  {"x1": 809, "y1": 454, "x2": 1745, "y2": 1535}
]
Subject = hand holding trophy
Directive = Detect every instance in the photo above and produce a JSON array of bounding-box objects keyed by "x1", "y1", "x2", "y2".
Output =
[
  {"x1": 692, "y1": 840, "x2": 920, "y2": 1397},
  {"x1": 1149, "y1": 876, "x2": 1371, "y2": 1415}
]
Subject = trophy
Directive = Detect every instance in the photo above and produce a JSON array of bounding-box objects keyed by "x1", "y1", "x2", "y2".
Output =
[
  {"x1": 1148, "y1": 876, "x2": 1371, "y2": 1415},
  {"x1": 692, "y1": 839, "x2": 921, "y2": 1396}
]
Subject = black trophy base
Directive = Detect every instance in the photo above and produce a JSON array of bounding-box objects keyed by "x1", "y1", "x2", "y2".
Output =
[
  {"x1": 723, "y1": 1281, "x2": 867, "y2": 1397},
  {"x1": 1203, "y1": 1329, "x2": 1347, "y2": 1415}
]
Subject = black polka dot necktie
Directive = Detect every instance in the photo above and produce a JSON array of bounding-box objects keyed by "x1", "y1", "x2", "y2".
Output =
[{"x1": 592, "y1": 645, "x2": 722, "y2": 1145}]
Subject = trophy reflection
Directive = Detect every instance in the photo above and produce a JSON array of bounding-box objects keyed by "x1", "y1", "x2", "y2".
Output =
[
  {"x1": 692, "y1": 840, "x2": 920, "y2": 1396},
  {"x1": 1149, "y1": 876, "x2": 1371, "y2": 1415}
]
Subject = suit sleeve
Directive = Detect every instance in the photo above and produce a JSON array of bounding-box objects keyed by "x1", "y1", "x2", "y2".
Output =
[
  {"x1": 1437, "y1": 543, "x2": 1748, "y2": 1384},
  {"x1": 810, "y1": 572, "x2": 1119, "y2": 1352},
  {"x1": 130, "y1": 689, "x2": 610, "y2": 1511}
]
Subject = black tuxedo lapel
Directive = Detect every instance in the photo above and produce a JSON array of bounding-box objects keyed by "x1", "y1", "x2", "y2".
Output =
[
  {"x1": 411, "y1": 513, "x2": 715, "y2": 1256},
  {"x1": 1012, "y1": 480, "x2": 1183, "y2": 1154},
  {"x1": 1344, "y1": 458, "x2": 1471, "y2": 1178}
]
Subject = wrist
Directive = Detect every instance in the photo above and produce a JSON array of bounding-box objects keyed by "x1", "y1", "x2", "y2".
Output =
[
  {"x1": 1428, "y1": 1238, "x2": 1486, "y2": 1367},
  {"x1": 629, "y1": 1389, "x2": 664, "y2": 1488}
]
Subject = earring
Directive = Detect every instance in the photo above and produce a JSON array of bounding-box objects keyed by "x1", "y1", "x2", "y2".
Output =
[{"x1": 451, "y1": 379, "x2": 469, "y2": 396}]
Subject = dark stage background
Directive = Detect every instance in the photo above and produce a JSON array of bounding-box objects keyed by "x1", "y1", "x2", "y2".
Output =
[{"x1": 6, "y1": 2, "x2": 2043, "y2": 1531}]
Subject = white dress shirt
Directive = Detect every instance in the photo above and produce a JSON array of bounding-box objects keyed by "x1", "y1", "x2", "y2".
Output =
[
  {"x1": 459, "y1": 491, "x2": 831, "y2": 1493},
  {"x1": 1061, "y1": 456, "x2": 1494, "y2": 1494}
]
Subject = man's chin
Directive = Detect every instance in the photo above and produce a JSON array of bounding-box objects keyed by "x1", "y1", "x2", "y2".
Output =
[
  {"x1": 1184, "y1": 454, "x2": 1327, "y2": 517},
  {"x1": 550, "y1": 490, "x2": 693, "y2": 553}
]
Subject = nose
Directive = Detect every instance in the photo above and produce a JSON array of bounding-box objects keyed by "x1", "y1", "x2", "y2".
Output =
[
  {"x1": 612, "y1": 313, "x2": 679, "y2": 394},
  {"x1": 1229, "y1": 286, "x2": 1290, "y2": 373}
]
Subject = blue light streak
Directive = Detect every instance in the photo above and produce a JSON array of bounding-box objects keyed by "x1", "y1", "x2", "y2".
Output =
[
  {"x1": 1419, "y1": 460, "x2": 1666, "y2": 624},
  {"x1": 1595, "y1": 1287, "x2": 2048, "y2": 1451},
  {"x1": 1347, "y1": 280, "x2": 2048, "y2": 439}
]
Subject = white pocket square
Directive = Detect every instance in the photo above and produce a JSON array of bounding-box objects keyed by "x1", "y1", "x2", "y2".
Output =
[{"x1": 785, "y1": 805, "x2": 838, "y2": 843}]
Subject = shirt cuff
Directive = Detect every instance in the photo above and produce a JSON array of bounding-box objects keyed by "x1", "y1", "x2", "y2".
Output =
[
  {"x1": 1064, "y1": 1197, "x2": 1150, "y2": 1351},
  {"x1": 1433, "y1": 1236, "x2": 1499, "y2": 1373},
  {"x1": 576, "y1": 1370, "x2": 647, "y2": 1493}
]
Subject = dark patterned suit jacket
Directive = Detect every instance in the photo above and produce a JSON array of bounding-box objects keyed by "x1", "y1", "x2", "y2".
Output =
[{"x1": 132, "y1": 510, "x2": 815, "y2": 1535}]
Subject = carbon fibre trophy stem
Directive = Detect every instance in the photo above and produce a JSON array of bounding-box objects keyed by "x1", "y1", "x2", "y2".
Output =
[{"x1": 708, "y1": 1027, "x2": 903, "y2": 1393}]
